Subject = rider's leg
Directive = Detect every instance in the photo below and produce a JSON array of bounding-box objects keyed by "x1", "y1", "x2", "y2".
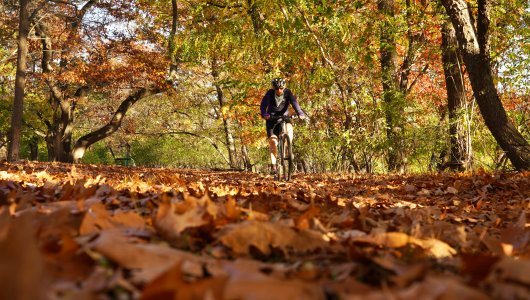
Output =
[
  {"x1": 285, "y1": 123, "x2": 294, "y2": 143},
  {"x1": 269, "y1": 135, "x2": 278, "y2": 172}
]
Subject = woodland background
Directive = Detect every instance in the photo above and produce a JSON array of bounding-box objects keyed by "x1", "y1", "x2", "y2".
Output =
[
  {"x1": 1, "y1": 2, "x2": 530, "y2": 299},
  {"x1": 0, "y1": 0, "x2": 529, "y2": 173}
]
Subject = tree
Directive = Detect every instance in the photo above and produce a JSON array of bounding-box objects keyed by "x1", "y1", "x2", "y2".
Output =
[
  {"x1": 441, "y1": 0, "x2": 530, "y2": 170},
  {"x1": 7, "y1": 0, "x2": 30, "y2": 161},
  {"x1": 441, "y1": 20, "x2": 469, "y2": 170},
  {"x1": 29, "y1": 0, "x2": 167, "y2": 162},
  {"x1": 377, "y1": 0, "x2": 403, "y2": 172}
]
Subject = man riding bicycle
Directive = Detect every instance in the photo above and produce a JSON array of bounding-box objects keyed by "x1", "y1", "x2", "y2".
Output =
[{"x1": 260, "y1": 78, "x2": 306, "y2": 175}]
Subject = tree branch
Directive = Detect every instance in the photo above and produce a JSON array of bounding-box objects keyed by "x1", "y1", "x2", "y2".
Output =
[
  {"x1": 71, "y1": 88, "x2": 160, "y2": 162},
  {"x1": 206, "y1": 0, "x2": 243, "y2": 9}
]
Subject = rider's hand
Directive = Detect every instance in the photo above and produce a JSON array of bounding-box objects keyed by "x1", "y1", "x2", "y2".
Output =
[
  {"x1": 299, "y1": 115, "x2": 306, "y2": 120},
  {"x1": 264, "y1": 115, "x2": 270, "y2": 120}
]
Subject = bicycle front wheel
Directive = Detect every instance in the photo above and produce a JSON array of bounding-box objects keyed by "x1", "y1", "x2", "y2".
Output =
[{"x1": 281, "y1": 136, "x2": 293, "y2": 181}]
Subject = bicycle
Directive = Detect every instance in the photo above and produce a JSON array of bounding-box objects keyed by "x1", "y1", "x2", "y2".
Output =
[{"x1": 269, "y1": 115, "x2": 301, "y2": 181}]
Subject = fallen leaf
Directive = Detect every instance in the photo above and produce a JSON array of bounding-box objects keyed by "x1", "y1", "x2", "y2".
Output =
[
  {"x1": 141, "y1": 262, "x2": 227, "y2": 300},
  {"x1": 89, "y1": 229, "x2": 201, "y2": 284},
  {"x1": 153, "y1": 201, "x2": 209, "y2": 241},
  {"x1": 218, "y1": 221, "x2": 328, "y2": 256}
]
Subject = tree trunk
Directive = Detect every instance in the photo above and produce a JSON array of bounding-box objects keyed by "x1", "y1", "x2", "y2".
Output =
[
  {"x1": 246, "y1": 0, "x2": 263, "y2": 35},
  {"x1": 29, "y1": 136, "x2": 38, "y2": 160},
  {"x1": 168, "y1": 0, "x2": 179, "y2": 80},
  {"x1": 211, "y1": 58, "x2": 237, "y2": 168},
  {"x1": 33, "y1": 1, "x2": 95, "y2": 162},
  {"x1": 7, "y1": 0, "x2": 30, "y2": 161},
  {"x1": 216, "y1": 84, "x2": 237, "y2": 168},
  {"x1": 71, "y1": 88, "x2": 158, "y2": 163},
  {"x1": 441, "y1": 0, "x2": 530, "y2": 170},
  {"x1": 441, "y1": 21, "x2": 468, "y2": 170},
  {"x1": 378, "y1": 0, "x2": 405, "y2": 172},
  {"x1": 241, "y1": 144, "x2": 252, "y2": 171}
]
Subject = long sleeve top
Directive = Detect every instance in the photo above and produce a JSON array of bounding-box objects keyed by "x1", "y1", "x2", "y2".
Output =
[{"x1": 260, "y1": 88, "x2": 305, "y2": 118}]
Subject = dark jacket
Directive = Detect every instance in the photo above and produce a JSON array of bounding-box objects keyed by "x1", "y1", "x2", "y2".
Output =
[{"x1": 260, "y1": 88, "x2": 305, "y2": 118}]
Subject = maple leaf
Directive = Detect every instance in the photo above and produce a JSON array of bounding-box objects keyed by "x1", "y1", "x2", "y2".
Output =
[{"x1": 153, "y1": 194, "x2": 219, "y2": 242}]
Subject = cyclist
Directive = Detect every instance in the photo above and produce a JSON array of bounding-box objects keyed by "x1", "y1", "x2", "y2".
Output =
[{"x1": 260, "y1": 78, "x2": 306, "y2": 175}]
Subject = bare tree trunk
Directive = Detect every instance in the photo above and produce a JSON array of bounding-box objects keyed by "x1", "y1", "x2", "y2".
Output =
[
  {"x1": 7, "y1": 0, "x2": 30, "y2": 161},
  {"x1": 441, "y1": 0, "x2": 530, "y2": 170},
  {"x1": 441, "y1": 21, "x2": 468, "y2": 170}
]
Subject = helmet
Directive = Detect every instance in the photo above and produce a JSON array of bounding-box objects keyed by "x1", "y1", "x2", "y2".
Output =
[{"x1": 271, "y1": 78, "x2": 286, "y2": 90}]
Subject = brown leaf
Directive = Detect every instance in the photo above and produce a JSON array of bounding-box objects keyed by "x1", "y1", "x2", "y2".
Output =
[
  {"x1": 352, "y1": 232, "x2": 411, "y2": 248},
  {"x1": 89, "y1": 229, "x2": 201, "y2": 284},
  {"x1": 460, "y1": 253, "x2": 500, "y2": 285},
  {"x1": 0, "y1": 213, "x2": 46, "y2": 300},
  {"x1": 153, "y1": 201, "x2": 209, "y2": 241},
  {"x1": 223, "y1": 260, "x2": 325, "y2": 300},
  {"x1": 351, "y1": 232, "x2": 456, "y2": 258},
  {"x1": 490, "y1": 256, "x2": 530, "y2": 285},
  {"x1": 79, "y1": 202, "x2": 145, "y2": 235},
  {"x1": 413, "y1": 238, "x2": 457, "y2": 258},
  {"x1": 141, "y1": 262, "x2": 227, "y2": 300},
  {"x1": 295, "y1": 205, "x2": 320, "y2": 230},
  {"x1": 342, "y1": 276, "x2": 488, "y2": 300},
  {"x1": 218, "y1": 221, "x2": 328, "y2": 255}
]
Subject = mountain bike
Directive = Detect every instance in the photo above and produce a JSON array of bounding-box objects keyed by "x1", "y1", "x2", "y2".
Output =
[{"x1": 270, "y1": 115, "x2": 299, "y2": 181}]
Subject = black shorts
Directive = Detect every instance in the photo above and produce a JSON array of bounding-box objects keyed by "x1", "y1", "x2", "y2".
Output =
[{"x1": 266, "y1": 119, "x2": 291, "y2": 138}]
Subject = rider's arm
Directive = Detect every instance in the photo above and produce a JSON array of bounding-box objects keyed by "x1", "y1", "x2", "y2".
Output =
[
  {"x1": 260, "y1": 91, "x2": 271, "y2": 119},
  {"x1": 287, "y1": 90, "x2": 305, "y2": 117}
]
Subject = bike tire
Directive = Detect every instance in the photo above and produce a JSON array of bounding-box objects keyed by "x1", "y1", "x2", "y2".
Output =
[
  {"x1": 276, "y1": 136, "x2": 284, "y2": 181},
  {"x1": 282, "y1": 136, "x2": 293, "y2": 181}
]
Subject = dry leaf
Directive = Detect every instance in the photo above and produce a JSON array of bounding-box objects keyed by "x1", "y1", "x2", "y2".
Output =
[
  {"x1": 218, "y1": 221, "x2": 328, "y2": 255},
  {"x1": 153, "y1": 201, "x2": 209, "y2": 241},
  {"x1": 89, "y1": 229, "x2": 201, "y2": 283},
  {"x1": 141, "y1": 262, "x2": 227, "y2": 300}
]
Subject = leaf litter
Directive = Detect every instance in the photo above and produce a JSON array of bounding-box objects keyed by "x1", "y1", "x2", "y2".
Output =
[{"x1": 0, "y1": 161, "x2": 528, "y2": 299}]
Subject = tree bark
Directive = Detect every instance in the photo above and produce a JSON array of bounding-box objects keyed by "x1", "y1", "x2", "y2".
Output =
[
  {"x1": 7, "y1": 0, "x2": 30, "y2": 161},
  {"x1": 29, "y1": 136, "x2": 38, "y2": 160},
  {"x1": 168, "y1": 0, "x2": 180, "y2": 80},
  {"x1": 71, "y1": 88, "x2": 159, "y2": 163},
  {"x1": 441, "y1": 0, "x2": 530, "y2": 170},
  {"x1": 441, "y1": 21, "x2": 468, "y2": 170}
]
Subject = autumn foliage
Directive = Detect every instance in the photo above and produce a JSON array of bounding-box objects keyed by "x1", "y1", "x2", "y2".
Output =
[{"x1": 0, "y1": 161, "x2": 528, "y2": 299}]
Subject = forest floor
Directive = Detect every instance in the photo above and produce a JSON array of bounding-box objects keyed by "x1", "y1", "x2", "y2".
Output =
[{"x1": 0, "y1": 161, "x2": 529, "y2": 299}]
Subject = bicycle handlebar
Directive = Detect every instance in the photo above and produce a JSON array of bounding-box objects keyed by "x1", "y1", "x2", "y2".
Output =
[{"x1": 268, "y1": 115, "x2": 306, "y2": 122}]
